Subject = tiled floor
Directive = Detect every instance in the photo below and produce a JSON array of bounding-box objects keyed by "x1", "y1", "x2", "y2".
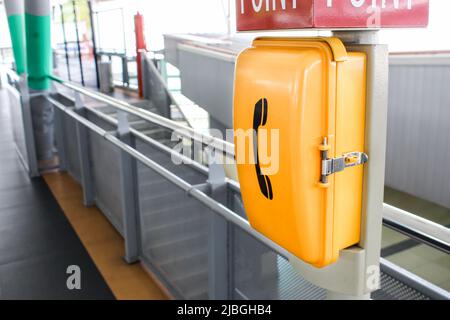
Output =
[
  {"x1": 44, "y1": 172, "x2": 169, "y2": 300},
  {"x1": 383, "y1": 187, "x2": 450, "y2": 291},
  {"x1": 0, "y1": 83, "x2": 114, "y2": 299}
]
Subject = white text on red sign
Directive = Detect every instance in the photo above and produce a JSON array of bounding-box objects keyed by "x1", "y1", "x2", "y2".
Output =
[{"x1": 239, "y1": 0, "x2": 415, "y2": 14}]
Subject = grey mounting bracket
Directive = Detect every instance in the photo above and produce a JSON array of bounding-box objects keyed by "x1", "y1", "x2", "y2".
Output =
[
  {"x1": 188, "y1": 147, "x2": 227, "y2": 197},
  {"x1": 74, "y1": 91, "x2": 84, "y2": 112},
  {"x1": 288, "y1": 31, "x2": 388, "y2": 300},
  {"x1": 288, "y1": 247, "x2": 371, "y2": 299},
  {"x1": 117, "y1": 111, "x2": 131, "y2": 138},
  {"x1": 206, "y1": 147, "x2": 227, "y2": 194}
]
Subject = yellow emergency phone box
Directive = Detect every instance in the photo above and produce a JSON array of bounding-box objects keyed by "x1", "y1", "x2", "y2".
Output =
[{"x1": 233, "y1": 37, "x2": 367, "y2": 268}]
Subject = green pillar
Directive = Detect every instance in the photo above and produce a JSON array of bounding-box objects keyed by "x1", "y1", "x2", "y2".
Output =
[
  {"x1": 25, "y1": 0, "x2": 52, "y2": 90},
  {"x1": 4, "y1": 0, "x2": 27, "y2": 74}
]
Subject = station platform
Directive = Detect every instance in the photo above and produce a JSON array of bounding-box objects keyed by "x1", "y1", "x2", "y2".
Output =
[{"x1": 1, "y1": 47, "x2": 448, "y2": 299}]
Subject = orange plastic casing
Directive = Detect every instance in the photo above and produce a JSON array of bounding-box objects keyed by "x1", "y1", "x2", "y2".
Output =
[{"x1": 233, "y1": 37, "x2": 367, "y2": 268}]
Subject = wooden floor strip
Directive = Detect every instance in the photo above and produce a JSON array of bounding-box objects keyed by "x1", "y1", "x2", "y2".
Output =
[{"x1": 44, "y1": 172, "x2": 169, "y2": 300}]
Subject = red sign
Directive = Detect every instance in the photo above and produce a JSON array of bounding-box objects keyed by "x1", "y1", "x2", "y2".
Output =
[{"x1": 236, "y1": 0, "x2": 429, "y2": 31}]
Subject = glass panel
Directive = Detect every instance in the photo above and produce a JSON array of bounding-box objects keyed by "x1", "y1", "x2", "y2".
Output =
[
  {"x1": 382, "y1": 226, "x2": 450, "y2": 291},
  {"x1": 232, "y1": 225, "x2": 326, "y2": 300},
  {"x1": 136, "y1": 137, "x2": 210, "y2": 299}
]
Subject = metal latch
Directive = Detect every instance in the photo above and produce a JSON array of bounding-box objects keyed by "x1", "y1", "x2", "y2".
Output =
[{"x1": 320, "y1": 138, "x2": 368, "y2": 184}]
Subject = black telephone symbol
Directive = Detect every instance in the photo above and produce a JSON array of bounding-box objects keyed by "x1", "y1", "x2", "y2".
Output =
[{"x1": 253, "y1": 98, "x2": 273, "y2": 200}]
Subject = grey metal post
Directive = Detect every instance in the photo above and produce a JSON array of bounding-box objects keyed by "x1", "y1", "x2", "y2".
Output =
[
  {"x1": 117, "y1": 111, "x2": 140, "y2": 264},
  {"x1": 122, "y1": 55, "x2": 129, "y2": 87},
  {"x1": 226, "y1": 190, "x2": 241, "y2": 300},
  {"x1": 18, "y1": 74, "x2": 39, "y2": 177},
  {"x1": 53, "y1": 106, "x2": 67, "y2": 172},
  {"x1": 207, "y1": 149, "x2": 230, "y2": 299},
  {"x1": 339, "y1": 30, "x2": 389, "y2": 298},
  {"x1": 288, "y1": 31, "x2": 388, "y2": 300},
  {"x1": 160, "y1": 58, "x2": 169, "y2": 85},
  {"x1": 140, "y1": 52, "x2": 149, "y2": 99},
  {"x1": 49, "y1": 72, "x2": 67, "y2": 172},
  {"x1": 74, "y1": 92, "x2": 94, "y2": 206}
]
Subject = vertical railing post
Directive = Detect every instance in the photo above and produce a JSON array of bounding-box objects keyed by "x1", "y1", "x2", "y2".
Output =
[
  {"x1": 160, "y1": 58, "x2": 169, "y2": 85},
  {"x1": 117, "y1": 111, "x2": 140, "y2": 264},
  {"x1": 53, "y1": 94, "x2": 67, "y2": 172},
  {"x1": 49, "y1": 78, "x2": 67, "y2": 171},
  {"x1": 337, "y1": 31, "x2": 389, "y2": 298},
  {"x1": 140, "y1": 52, "x2": 149, "y2": 99},
  {"x1": 207, "y1": 150, "x2": 230, "y2": 300},
  {"x1": 74, "y1": 91, "x2": 94, "y2": 206},
  {"x1": 18, "y1": 73, "x2": 39, "y2": 177},
  {"x1": 226, "y1": 189, "x2": 237, "y2": 300},
  {"x1": 122, "y1": 55, "x2": 129, "y2": 87}
]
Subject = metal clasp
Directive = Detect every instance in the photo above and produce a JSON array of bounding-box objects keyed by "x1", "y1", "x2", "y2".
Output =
[{"x1": 320, "y1": 138, "x2": 368, "y2": 184}]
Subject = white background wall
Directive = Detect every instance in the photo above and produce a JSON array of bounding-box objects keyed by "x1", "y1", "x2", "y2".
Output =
[
  {"x1": 0, "y1": 0, "x2": 450, "y2": 51},
  {"x1": 379, "y1": 0, "x2": 450, "y2": 52},
  {"x1": 1, "y1": 0, "x2": 449, "y2": 52},
  {"x1": 93, "y1": 0, "x2": 233, "y2": 53},
  {"x1": 112, "y1": 0, "x2": 450, "y2": 52}
]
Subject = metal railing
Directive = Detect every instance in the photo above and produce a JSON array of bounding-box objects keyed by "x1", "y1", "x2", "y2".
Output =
[
  {"x1": 383, "y1": 204, "x2": 450, "y2": 254},
  {"x1": 96, "y1": 51, "x2": 136, "y2": 88},
  {"x1": 50, "y1": 74, "x2": 450, "y2": 253},
  {"x1": 46, "y1": 91, "x2": 291, "y2": 259},
  {"x1": 49, "y1": 75, "x2": 235, "y2": 156},
  {"x1": 49, "y1": 74, "x2": 449, "y2": 297}
]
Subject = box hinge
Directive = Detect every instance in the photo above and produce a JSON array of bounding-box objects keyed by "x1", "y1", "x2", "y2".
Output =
[{"x1": 320, "y1": 138, "x2": 368, "y2": 184}]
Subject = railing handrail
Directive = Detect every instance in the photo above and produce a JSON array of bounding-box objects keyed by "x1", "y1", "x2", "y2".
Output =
[
  {"x1": 47, "y1": 74, "x2": 450, "y2": 254},
  {"x1": 53, "y1": 87, "x2": 242, "y2": 195},
  {"x1": 383, "y1": 204, "x2": 450, "y2": 254},
  {"x1": 48, "y1": 95, "x2": 290, "y2": 260},
  {"x1": 49, "y1": 74, "x2": 235, "y2": 157},
  {"x1": 3, "y1": 68, "x2": 20, "y2": 82}
]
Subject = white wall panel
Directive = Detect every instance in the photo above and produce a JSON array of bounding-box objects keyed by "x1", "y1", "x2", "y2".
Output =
[{"x1": 386, "y1": 58, "x2": 450, "y2": 208}]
